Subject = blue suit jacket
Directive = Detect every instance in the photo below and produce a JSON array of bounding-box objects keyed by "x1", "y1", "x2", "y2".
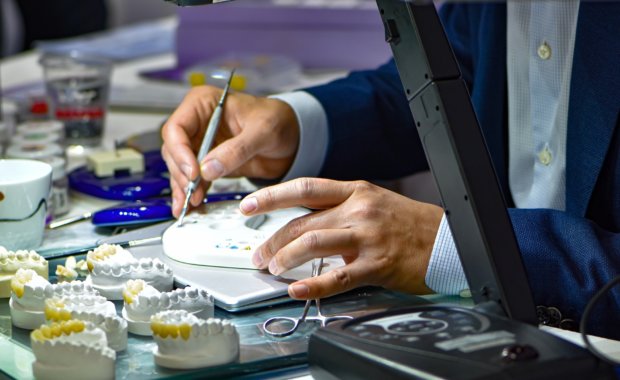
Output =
[{"x1": 304, "y1": 3, "x2": 620, "y2": 339}]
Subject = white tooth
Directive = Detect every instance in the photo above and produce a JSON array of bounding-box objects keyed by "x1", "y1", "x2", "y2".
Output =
[
  {"x1": 101, "y1": 263, "x2": 111, "y2": 273},
  {"x1": 223, "y1": 323, "x2": 235, "y2": 335},
  {"x1": 72, "y1": 282, "x2": 82, "y2": 293},
  {"x1": 111, "y1": 262, "x2": 121, "y2": 276},
  {"x1": 16, "y1": 252, "x2": 26, "y2": 261},
  {"x1": 160, "y1": 293, "x2": 170, "y2": 308},
  {"x1": 121, "y1": 262, "x2": 131, "y2": 272},
  {"x1": 84, "y1": 284, "x2": 94, "y2": 293},
  {"x1": 107, "y1": 317, "x2": 120, "y2": 328},
  {"x1": 44, "y1": 284, "x2": 54, "y2": 298},
  {"x1": 186, "y1": 288, "x2": 198, "y2": 299},
  {"x1": 200, "y1": 322, "x2": 210, "y2": 335},
  {"x1": 199, "y1": 289, "x2": 209, "y2": 299},
  {"x1": 138, "y1": 294, "x2": 149, "y2": 306},
  {"x1": 34, "y1": 286, "x2": 44, "y2": 298},
  {"x1": 155, "y1": 261, "x2": 165, "y2": 271},
  {"x1": 207, "y1": 319, "x2": 222, "y2": 334},
  {"x1": 92, "y1": 265, "x2": 102, "y2": 275},
  {"x1": 140, "y1": 260, "x2": 152, "y2": 270},
  {"x1": 192, "y1": 323, "x2": 201, "y2": 338},
  {"x1": 169, "y1": 292, "x2": 179, "y2": 303},
  {"x1": 84, "y1": 297, "x2": 94, "y2": 306},
  {"x1": 149, "y1": 295, "x2": 160, "y2": 308}
]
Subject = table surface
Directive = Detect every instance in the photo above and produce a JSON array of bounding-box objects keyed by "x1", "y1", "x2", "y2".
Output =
[{"x1": 2, "y1": 21, "x2": 619, "y2": 379}]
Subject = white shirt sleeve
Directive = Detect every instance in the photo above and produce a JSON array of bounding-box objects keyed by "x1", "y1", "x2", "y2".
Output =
[
  {"x1": 269, "y1": 91, "x2": 329, "y2": 181},
  {"x1": 425, "y1": 214, "x2": 469, "y2": 295}
]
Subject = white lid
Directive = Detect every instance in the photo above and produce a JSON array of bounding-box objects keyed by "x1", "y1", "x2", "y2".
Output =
[
  {"x1": 17, "y1": 120, "x2": 64, "y2": 135},
  {"x1": 6, "y1": 142, "x2": 64, "y2": 160},
  {"x1": 12, "y1": 131, "x2": 63, "y2": 145}
]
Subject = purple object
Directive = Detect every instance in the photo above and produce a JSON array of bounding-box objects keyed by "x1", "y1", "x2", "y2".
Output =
[{"x1": 175, "y1": 1, "x2": 391, "y2": 71}]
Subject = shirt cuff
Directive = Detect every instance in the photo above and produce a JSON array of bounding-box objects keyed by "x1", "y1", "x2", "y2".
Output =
[
  {"x1": 425, "y1": 214, "x2": 469, "y2": 295},
  {"x1": 269, "y1": 91, "x2": 329, "y2": 182}
]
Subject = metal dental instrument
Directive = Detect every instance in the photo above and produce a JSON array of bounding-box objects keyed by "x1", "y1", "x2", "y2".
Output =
[
  {"x1": 178, "y1": 68, "x2": 235, "y2": 227},
  {"x1": 262, "y1": 258, "x2": 353, "y2": 338}
]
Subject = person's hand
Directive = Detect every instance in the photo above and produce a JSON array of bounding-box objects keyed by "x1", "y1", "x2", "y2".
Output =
[
  {"x1": 239, "y1": 177, "x2": 444, "y2": 300},
  {"x1": 161, "y1": 85, "x2": 300, "y2": 217}
]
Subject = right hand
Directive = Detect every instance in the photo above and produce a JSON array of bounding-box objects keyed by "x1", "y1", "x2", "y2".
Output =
[{"x1": 161, "y1": 85, "x2": 300, "y2": 217}]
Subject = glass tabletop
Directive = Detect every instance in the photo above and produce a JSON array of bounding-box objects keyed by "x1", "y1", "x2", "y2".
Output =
[{"x1": 0, "y1": 266, "x2": 445, "y2": 379}]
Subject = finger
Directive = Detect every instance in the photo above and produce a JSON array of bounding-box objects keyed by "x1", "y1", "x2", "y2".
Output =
[
  {"x1": 240, "y1": 178, "x2": 358, "y2": 215},
  {"x1": 287, "y1": 262, "x2": 371, "y2": 300},
  {"x1": 262, "y1": 229, "x2": 358, "y2": 275},
  {"x1": 161, "y1": 88, "x2": 219, "y2": 182},
  {"x1": 199, "y1": 120, "x2": 276, "y2": 181},
  {"x1": 252, "y1": 208, "x2": 333, "y2": 269}
]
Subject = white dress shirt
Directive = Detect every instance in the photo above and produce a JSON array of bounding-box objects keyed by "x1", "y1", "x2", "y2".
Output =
[{"x1": 275, "y1": 1, "x2": 580, "y2": 295}]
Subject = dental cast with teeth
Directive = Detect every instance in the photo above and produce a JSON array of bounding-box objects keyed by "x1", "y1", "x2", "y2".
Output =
[
  {"x1": 44, "y1": 295, "x2": 128, "y2": 351},
  {"x1": 151, "y1": 310, "x2": 240, "y2": 369},
  {"x1": 0, "y1": 246, "x2": 48, "y2": 298},
  {"x1": 10, "y1": 268, "x2": 100, "y2": 330},
  {"x1": 86, "y1": 244, "x2": 174, "y2": 300},
  {"x1": 122, "y1": 279, "x2": 214, "y2": 336},
  {"x1": 30, "y1": 319, "x2": 116, "y2": 380}
]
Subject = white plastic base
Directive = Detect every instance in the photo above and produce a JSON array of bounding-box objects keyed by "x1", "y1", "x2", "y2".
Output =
[
  {"x1": 32, "y1": 358, "x2": 114, "y2": 380},
  {"x1": 121, "y1": 307, "x2": 152, "y2": 336},
  {"x1": 162, "y1": 201, "x2": 309, "y2": 269},
  {"x1": 153, "y1": 347, "x2": 238, "y2": 370},
  {"x1": 9, "y1": 297, "x2": 45, "y2": 330},
  {"x1": 84, "y1": 276, "x2": 124, "y2": 301}
]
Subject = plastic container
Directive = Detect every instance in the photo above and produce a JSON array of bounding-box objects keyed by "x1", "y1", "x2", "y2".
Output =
[
  {"x1": 6, "y1": 142, "x2": 64, "y2": 160},
  {"x1": 184, "y1": 54, "x2": 302, "y2": 95}
]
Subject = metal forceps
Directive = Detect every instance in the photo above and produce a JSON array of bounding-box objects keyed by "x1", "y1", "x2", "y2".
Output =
[{"x1": 262, "y1": 258, "x2": 353, "y2": 337}]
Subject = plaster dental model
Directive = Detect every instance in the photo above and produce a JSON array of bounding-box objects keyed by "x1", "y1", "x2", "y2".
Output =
[
  {"x1": 122, "y1": 279, "x2": 214, "y2": 336},
  {"x1": 0, "y1": 247, "x2": 48, "y2": 298},
  {"x1": 44, "y1": 296, "x2": 128, "y2": 351},
  {"x1": 86, "y1": 243, "x2": 173, "y2": 300},
  {"x1": 9, "y1": 268, "x2": 99, "y2": 329},
  {"x1": 30, "y1": 320, "x2": 116, "y2": 380},
  {"x1": 151, "y1": 310, "x2": 239, "y2": 369}
]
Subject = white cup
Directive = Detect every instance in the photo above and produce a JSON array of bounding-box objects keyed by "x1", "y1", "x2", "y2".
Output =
[{"x1": 0, "y1": 159, "x2": 53, "y2": 250}]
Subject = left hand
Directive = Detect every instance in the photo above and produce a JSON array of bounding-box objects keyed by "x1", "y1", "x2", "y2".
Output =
[{"x1": 239, "y1": 178, "x2": 444, "y2": 300}]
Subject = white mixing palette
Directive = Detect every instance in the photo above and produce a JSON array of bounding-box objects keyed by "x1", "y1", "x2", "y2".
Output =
[{"x1": 162, "y1": 200, "x2": 310, "y2": 269}]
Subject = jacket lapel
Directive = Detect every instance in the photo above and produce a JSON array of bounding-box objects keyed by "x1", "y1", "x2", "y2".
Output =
[{"x1": 566, "y1": 2, "x2": 620, "y2": 216}]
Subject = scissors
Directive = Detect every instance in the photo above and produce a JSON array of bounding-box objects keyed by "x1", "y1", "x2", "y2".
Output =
[{"x1": 262, "y1": 258, "x2": 353, "y2": 338}]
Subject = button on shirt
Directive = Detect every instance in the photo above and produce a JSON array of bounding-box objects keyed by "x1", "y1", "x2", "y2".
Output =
[{"x1": 274, "y1": 2, "x2": 581, "y2": 295}]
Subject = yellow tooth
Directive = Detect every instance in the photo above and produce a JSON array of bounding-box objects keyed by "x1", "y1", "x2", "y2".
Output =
[
  {"x1": 167, "y1": 325, "x2": 179, "y2": 339},
  {"x1": 51, "y1": 323, "x2": 62, "y2": 337},
  {"x1": 122, "y1": 289, "x2": 134, "y2": 304},
  {"x1": 31, "y1": 330, "x2": 46, "y2": 342},
  {"x1": 179, "y1": 323, "x2": 191, "y2": 340},
  {"x1": 41, "y1": 326, "x2": 52, "y2": 339},
  {"x1": 10, "y1": 270, "x2": 34, "y2": 298},
  {"x1": 151, "y1": 321, "x2": 161, "y2": 336}
]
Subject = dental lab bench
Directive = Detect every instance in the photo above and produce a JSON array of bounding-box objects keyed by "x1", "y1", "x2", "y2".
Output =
[
  {"x1": 0, "y1": 24, "x2": 441, "y2": 379},
  {"x1": 2, "y1": 12, "x2": 620, "y2": 380}
]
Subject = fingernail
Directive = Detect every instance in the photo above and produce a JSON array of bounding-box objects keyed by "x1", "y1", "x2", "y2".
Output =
[
  {"x1": 290, "y1": 283, "x2": 309, "y2": 298},
  {"x1": 201, "y1": 159, "x2": 225, "y2": 181},
  {"x1": 182, "y1": 164, "x2": 193, "y2": 179},
  {"x1": 172, "y1": 197, "x2": 178, "y2": 211},
  {"x1": 268, "y1": 259, "x2": 280, "y2": 276},
  {"x1": 252, "y1": 249, "x2": 263, "y2": 267},
  {"x1": 240, "y1": 197, "x2": 258, "y2": 214}
]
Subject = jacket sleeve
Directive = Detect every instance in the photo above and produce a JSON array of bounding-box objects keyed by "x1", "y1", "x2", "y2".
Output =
[{"x1": 303, "y1": 60, "x2": 428, "y2": 181}]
